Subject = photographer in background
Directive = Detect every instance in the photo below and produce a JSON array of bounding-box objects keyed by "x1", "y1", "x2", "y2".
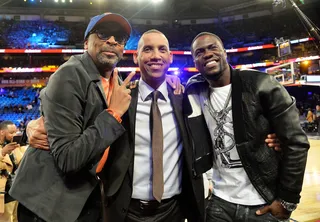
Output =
[{"x1": 0, "y1": 121, "x2": 26, "y2": 222}]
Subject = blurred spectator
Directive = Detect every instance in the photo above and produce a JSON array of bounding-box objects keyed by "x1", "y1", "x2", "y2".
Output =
[
  {"x1": 315, "y1": 105, "x2": 320, "y2": 134},
  {"x1": 306, "y1": 108, "x2": 314, "y2": 123},
  {"x1": 0, "y1": 121, "x2": 26, "y2": 222}
]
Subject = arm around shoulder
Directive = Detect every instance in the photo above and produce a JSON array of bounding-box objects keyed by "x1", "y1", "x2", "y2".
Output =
[{"x1": 259, "y1": 74, "x2": 309, "y2": 203}]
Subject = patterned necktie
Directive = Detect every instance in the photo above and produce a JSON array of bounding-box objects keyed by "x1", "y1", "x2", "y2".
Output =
[{"x1": 151, "y1": 90, "x2": 164, "y2": 202}]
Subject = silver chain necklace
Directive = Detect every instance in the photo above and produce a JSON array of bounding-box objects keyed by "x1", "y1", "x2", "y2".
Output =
[{"x1": 204, "y1": 86, "x2": 235, "y2": 154}]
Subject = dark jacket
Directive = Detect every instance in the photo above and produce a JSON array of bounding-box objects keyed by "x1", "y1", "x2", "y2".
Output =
[
  {"x1": 10, "y1": 52, "x2": 126, "y2": 222},
  {"x1": 104, "y1": 83, "x2": 205, "y2": 222},
  {"x1": 184, "y1": 68, "x2": 309, "y2": 204},
  {"x1": 10, "y1": 52, "x2": 204, "y2": 222}
]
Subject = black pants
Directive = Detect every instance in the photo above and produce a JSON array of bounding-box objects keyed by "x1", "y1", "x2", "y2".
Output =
[
  {"x1": 125, "y1": 196, "x2": 184, "y2": 222},
  {"x1": 206, "y1": 195, "x2": 289, "y2": 222}
]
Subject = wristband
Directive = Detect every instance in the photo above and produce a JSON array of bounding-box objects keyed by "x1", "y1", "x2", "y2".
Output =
[{"x1": 107, "y1": 109, "x2": 122, "y2": 123}]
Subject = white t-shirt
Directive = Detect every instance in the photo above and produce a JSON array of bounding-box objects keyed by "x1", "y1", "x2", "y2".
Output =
[{"x1": 200, "y1": 84, "x2": 266, "y2": 205}]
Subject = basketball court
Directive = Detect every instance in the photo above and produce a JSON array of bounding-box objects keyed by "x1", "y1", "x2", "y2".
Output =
[{"x1": 291, "y1": 139, "x2": 320, "y2": 222}]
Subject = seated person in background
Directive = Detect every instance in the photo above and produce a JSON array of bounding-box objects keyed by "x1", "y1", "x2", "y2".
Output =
[
  {"x1": 306, "y1": 108, "x2": 314, "y2": 123},
  {"x1": 0, "y1": 121, "x2": 26, "y2": 222}
]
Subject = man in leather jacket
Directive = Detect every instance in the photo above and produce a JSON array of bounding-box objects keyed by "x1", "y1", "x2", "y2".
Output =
[{"x1": 184, "y1": 32, "x2": 309, "y2": 221}]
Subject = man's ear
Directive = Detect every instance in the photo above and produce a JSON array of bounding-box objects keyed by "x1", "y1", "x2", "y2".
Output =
[
  {"x1": 224, "y1": 49, "x2": 227, "y2": 59},
  {"x1": 84, "y1": 40, "x2": 88, "y2": 50},
  {"x1": 133, "y1": 53, "x2": 138, "y2": 65},
  {"x1": 169, "y1": 51, "x2": 173, "y2": 64}
]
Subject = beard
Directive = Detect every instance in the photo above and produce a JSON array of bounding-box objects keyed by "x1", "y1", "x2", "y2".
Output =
[
  {"x1": 96, "y1": 49, "x2": 122, "y2": 70},
  {"x1": 203, "y1": 61, "x2": 225, "y2": 81}
]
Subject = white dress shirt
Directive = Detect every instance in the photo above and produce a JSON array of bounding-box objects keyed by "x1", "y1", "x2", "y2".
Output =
[{"x1": 132, "y1": 79, "x2": 183, "y2": 200}]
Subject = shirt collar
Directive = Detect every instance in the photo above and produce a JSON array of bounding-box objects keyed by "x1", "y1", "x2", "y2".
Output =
[{"x1": 139, "y1": 78, "x2": 169, "y2": 102}]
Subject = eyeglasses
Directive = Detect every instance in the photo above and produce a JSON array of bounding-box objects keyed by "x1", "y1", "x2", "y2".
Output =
[{"x1": 90, "y1": 29, "x2": 129, "y2": 45}]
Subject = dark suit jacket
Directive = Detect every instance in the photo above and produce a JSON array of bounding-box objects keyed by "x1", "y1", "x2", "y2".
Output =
[
  {"x1": 9, "y1": 52, "x2": 127, "y2": 222},
  {"x1": 103, "y1": 84, "x2": 205, "y2": 222}
]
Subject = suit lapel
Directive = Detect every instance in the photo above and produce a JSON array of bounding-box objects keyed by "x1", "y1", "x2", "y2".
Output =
[
  {"x1": 167, "y1": 86, "x2": 184, "y2": 138},
  {"x1": 231, "y1": 69, "x2": 247, "y2": 144},
  {"x1": 95, "y1": 80, "x2": 108, "y2": 108},
  {"x1": 78, "y1": 52, "x2": 108, "y2": 109},
  {"x1": 168, "y1": 86, "x2": 194, "y2": 174},
  {"x1": 127, "y1": 81, "x2": 139, "y2": 142},
  {"x1": 126, "y1": 82, "x2": 139, "y2": 181}
]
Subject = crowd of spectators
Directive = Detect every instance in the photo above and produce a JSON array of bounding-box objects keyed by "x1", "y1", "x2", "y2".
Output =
[
  {"x1": 0, "y1": 87, "x2": 41, "y2": 131},
  {"x1": 1, "y1": 20, "x2": 70, "y2": 49},
  {"x1": 0, "y1": 8, "x2": 319, "y2": 86},
  {"x1": 0, "y1": 8, "x2": 319, "y2": 50}
]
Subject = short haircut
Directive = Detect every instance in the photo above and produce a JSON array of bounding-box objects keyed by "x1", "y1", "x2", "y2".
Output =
[
  {"x1": 137, "y1": 29, "x2": 169, "y2": 50},
  {"x1": 191, "y1": 32, "x2": 224, "y2": 53},
  {"x1": 142, "y1": 29, "x2": 164, "y2": 36},
  {"x1": 0, "y1": 121, "x2": 15, "y2": 130}
]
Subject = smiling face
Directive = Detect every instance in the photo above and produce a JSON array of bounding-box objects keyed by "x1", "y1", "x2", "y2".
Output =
[
  {"x1": 84, "y1": 22, "x2": 126, "y2": 71},
  {"x1": 192, "y1": 34, "x2": 229, "y2": 82},
  {"x1": 134, "y1": 31, "x2": 173, "y2": 88}
]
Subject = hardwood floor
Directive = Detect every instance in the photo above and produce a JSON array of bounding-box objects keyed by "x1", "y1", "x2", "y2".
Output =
[{"x1": 291, "y1": 139, "x2": 320, "y2": 222}]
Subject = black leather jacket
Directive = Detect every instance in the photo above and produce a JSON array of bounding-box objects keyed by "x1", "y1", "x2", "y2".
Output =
[{"x1": 184, "y1": 68, "x2": 309, "y2": 204}]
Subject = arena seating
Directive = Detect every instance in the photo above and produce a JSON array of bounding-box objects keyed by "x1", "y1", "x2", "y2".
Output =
[
  {"x1": 0, "y1": 8, "x2": 318, "y2": 51},
  {"x1": 0, "y1": 87, "x2": 41, "y2": 126}
]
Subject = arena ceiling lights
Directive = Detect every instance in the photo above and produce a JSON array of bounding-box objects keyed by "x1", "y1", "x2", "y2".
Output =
[
  {"x1": 23, "y1": 0, "x2": 73, "y2": 2},
  {"x1": 52, "y1": 0, "x2": 164, "y2": 4},
  {"x1": 150, "y1": 0, "x2": 163, "y2": 3},
  {"x1": 23, "y1": 0, "x2": 162, "y2": 4},
  {"x1": 53, "y1": 0, "x2": 72, "y2": 2},
  {"x1": 124, "y1": 0, "x2": 163, "y2": 3}
]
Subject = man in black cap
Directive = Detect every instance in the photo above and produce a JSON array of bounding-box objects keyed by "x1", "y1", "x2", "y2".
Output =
[{"x1": 9, "y1": 13, "x2": 136, "y2": 222}]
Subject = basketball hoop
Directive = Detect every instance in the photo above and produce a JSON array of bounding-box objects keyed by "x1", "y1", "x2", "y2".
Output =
[{"x1": 272, "y1": 0, "x2": 286, "y2": 8}]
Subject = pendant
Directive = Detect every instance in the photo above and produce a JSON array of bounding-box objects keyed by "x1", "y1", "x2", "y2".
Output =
[{"x1": 215, "y1": 135, "x2": 224, "y2": 154}]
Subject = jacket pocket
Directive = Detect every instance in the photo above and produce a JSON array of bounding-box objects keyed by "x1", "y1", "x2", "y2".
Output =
[{"x1": 253, "y1": 143, "x2": 280, "y2": 185}]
